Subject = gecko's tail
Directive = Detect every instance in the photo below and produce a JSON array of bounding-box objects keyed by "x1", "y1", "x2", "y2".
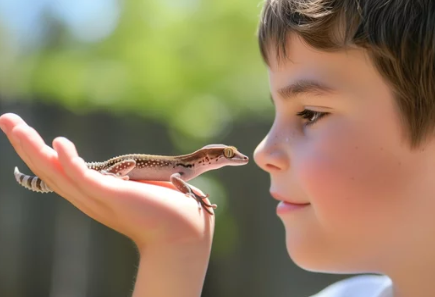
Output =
[{"x1": 14, "y1": 167, "x2": 53, "y2": 193}]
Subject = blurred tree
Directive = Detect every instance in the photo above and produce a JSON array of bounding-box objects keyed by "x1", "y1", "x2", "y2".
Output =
[{"x1": 0, "y1": 0, "x2": 272, "y2": 146}]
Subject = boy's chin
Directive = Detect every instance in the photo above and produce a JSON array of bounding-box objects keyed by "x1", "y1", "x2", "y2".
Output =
[{"x1": 285, "y1": 239, "x2": 371, "y2": 274}]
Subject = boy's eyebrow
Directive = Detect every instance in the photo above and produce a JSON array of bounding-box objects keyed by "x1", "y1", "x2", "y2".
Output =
[{"x1": 274, "y1": 79, "x2": 335, "y2": 102}]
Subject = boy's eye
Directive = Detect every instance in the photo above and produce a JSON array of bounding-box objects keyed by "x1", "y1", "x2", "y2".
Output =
[{"x1": 296, "y1": 109, "x2": 328, "y2": 126}]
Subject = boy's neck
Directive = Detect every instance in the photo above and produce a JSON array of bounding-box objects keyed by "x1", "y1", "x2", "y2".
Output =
[{"x1": 385, "y1": 250, "x2": 435, "y2": 297}]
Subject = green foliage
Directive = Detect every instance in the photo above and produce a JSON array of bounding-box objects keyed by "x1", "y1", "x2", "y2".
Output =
[{"x1": 0, "y1": 0, "x2": 272, "y2": 144}]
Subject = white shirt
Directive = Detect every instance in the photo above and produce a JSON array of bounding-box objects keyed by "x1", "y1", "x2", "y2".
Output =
[{"x1": 310, "y1": 275, "x2": 393, "y2": 297}]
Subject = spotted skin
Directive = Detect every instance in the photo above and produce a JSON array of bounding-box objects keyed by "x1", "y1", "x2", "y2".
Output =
[{"x1": 13, "y1": 145, "x2": 249, "y2": 215}]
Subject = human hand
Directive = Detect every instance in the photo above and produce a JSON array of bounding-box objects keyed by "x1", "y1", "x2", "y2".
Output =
[{"x1": 0, "y1": 113, "x2": 215, "y2": 251}]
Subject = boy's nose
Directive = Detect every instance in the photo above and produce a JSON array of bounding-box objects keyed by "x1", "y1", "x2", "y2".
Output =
[{"x1": 253, "y1": 136, "x2": 289, "y2": 173}]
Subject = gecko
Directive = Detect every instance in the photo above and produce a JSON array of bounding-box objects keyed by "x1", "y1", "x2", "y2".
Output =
[{"x1": 13, "y1": 144, "x2": 249, "y2": 215}]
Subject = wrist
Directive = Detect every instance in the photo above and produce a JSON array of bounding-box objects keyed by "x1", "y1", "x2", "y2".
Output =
[{"x1": 133, "y1": 240, "x2": 212, "y2": 297}]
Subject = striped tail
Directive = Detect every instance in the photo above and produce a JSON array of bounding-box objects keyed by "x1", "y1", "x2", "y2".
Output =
[{"x1": 14, "y1": 167, "x2": 53, "y2": 193}]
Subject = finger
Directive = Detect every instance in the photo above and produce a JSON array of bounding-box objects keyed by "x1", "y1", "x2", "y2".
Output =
[
  {"x1": 2, "y1": 115, "x2": 62, "y2": 183},
  {"x1": 14, "y1": 126, "x2": 102, "y2": 217},
  {"x1": 53, "y1": 137, "x2": 120, "y2": 199},
  {"x1": 11, "y1": 124, "x2": 67, "y2": 195},
  {"x1": 52, "y1": 137, "x2": 117, "y2": 221},
  {"x1": 53, "y1": 137, "x2": 125, "y2": 221},
  {"x1": 1, "y1": 116, "x2": 106, "y2": 222},
  {"x1": 1, "y1": 115, "x2": 117, "y2": 226},
  {"x1": 0, "y1": 113, "x2": 26, "y2": 133},
  {"x1": 0, "y1": 114, "x2": 38, "y2": 171},
  {"x1": 13, "y1": 125, "x2": 102, "y2": 214}
]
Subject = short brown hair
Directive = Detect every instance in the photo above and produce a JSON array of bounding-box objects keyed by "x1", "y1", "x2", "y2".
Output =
[{"x1": 258, "y1": 0, "x2": 435, "y2": 148}]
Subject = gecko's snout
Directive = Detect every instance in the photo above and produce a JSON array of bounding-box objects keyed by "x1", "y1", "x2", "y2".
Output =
[{"x1": 236, "y1": 155, "x2": 249, "y2": 165}]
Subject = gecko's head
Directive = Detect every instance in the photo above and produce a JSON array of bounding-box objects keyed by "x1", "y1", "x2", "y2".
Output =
[{"x1": 200, "y1": 144, "x2": 249, "y2": 169}]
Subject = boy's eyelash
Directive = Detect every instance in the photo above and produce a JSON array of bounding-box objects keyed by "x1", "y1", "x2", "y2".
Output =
[{"x1": 296, "y1": 109, "x2": 328, "y2": 126}]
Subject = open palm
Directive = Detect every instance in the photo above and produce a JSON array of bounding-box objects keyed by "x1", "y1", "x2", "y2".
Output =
[{"x1": 0, "y1": 113, "x2": 214, "y2": 251}]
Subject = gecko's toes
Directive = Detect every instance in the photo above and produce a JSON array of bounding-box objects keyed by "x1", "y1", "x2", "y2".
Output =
[
  {"x1": 184, "y1": 191, "x2": 215, "y2": 215},
  {"x1": 197, "y1": 197, "x2": 215, "y2": 209},
  {"x1": 202, "y1": 205, "x2": 214, "y2": 215}
]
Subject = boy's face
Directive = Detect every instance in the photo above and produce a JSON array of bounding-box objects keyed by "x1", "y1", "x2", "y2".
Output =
[{"x1": 254, "y1": 33, "x2": 435, "y2": 273}]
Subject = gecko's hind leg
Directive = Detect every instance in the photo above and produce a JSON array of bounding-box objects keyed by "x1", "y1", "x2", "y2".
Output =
[
  {"x1": 100, "y1": 159, "x2": 136, "y2": 181},
  {"x1": 170, "y1": 173, "x2": 216, "y2": 215}
]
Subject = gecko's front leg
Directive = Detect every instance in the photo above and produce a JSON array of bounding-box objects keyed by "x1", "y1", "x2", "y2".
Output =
[
  {"x1": 100, "y1": 159, "x2": 136, "y2": 180},
  {"x1": 170, "y1": 173, "x2": 217, "y2": 215}
]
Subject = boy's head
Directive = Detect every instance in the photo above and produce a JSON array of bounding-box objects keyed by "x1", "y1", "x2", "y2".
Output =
[
  {"x1": 259, "y1": 0, "x2": 435, "y2": 147},
  {"x1": 254, "y1": 0, "x2": 435, "y2": 276}
]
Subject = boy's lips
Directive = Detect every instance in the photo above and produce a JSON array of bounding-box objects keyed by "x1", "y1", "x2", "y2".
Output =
[
  {"x1": 270, "y1": 192, "x2": 310, "y2": 206},
  {"x1": 271, "y1": 192, "x2": 310, "y2": 215}
]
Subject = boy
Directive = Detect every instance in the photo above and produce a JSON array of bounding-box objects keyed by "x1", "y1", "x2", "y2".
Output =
[{"x1": 1, "y1": 0, "x2": 434, "y2": 296}]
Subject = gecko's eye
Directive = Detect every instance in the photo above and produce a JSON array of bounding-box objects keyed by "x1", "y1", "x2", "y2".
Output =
[{"x1": 223, "y1": 147, "x2": 235, "y2": 158}]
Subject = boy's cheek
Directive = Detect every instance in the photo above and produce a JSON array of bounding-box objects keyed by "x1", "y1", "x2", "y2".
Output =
[
  {"x1": 295, "y1": 137, "x2": 407, "y2": 239},
  {"x1": 290, "y1": 139, "x2": 433, "y2": 272}
]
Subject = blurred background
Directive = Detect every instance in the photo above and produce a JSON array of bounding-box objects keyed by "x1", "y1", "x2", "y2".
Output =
[{"x1": 0, "y1": 0, "x2": 348, "y2": 296}]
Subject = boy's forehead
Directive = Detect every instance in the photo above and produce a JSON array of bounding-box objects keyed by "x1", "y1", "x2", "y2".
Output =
[
  {"x1": 266, "y1": 34, "x2": 376, "y2": 91},
  {"x1": 267, "y1": 34, "x2": 361, "y2": 72}
]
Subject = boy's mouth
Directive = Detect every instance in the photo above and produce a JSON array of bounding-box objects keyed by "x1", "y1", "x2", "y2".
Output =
[
  {"x1": 271, "y1": 192, "x2": 311, "y2": 215},
  {"x1": 270, "y1": 192, "x2": 310, "y2": 206}
]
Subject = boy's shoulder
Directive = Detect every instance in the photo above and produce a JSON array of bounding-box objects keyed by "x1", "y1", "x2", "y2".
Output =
[{"x1": 310, "y1": 274, "x2": 392, "y2": 297}]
